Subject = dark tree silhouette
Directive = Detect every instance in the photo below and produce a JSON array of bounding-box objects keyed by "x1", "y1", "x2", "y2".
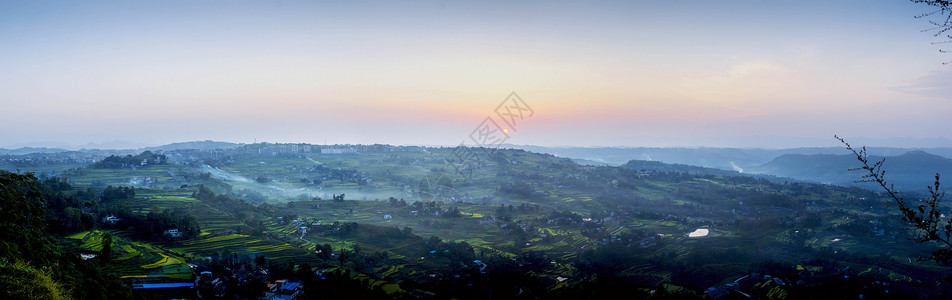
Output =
[
  {"x1": 912, "y1": 0, "x2": 952, "y2": 63},
  {"x1": 101, "y1": 232, "x2": 113, "y2": 262},
  {"x1": 837, "y1": 136, "x2": 952, "y2": 263}
]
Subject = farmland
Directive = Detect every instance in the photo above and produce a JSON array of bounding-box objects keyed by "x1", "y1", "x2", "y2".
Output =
[
  {"x1": 7, "y1": 144, "x2": 952, "y2": 298},
  {"x1": 67, "y1": 230, "x2": 192, "y2": 281}
]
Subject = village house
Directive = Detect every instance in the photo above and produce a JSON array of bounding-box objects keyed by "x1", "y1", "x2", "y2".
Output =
[
  {"x1": 261, "y1": 279, "x2": 302, "y2": 300},
  {"x1": 164, "y1": 228, "x2": 182, "y2": 238},
  {"x1": 102, "y1": 215, "x2": 120, "y2": 225}
]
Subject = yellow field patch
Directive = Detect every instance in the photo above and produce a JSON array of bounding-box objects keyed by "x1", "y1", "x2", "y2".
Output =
[{"x1": 141, "y1": 254, "x2": 185, "y2": 269}]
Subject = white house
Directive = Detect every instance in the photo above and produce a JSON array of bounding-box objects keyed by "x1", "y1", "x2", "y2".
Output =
[{"x1": 164, "y1": 229, "x2": 182, "y2": 238}]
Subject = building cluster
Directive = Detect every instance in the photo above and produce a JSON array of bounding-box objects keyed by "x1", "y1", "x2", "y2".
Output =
[
  {"x1": 260, "y1": 279, "x2": 303, "y2": 300},
  {"x1": 0, "y1": 153, "x2": 106, "y2": 168},
  {"x1": 193, "y1": 265, "x2": 305, "y2": 300}
]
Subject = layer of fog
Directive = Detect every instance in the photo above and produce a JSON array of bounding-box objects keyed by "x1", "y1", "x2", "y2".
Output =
[{"x1": 200, "y1": 164, "x2": 406, "y2": 202}]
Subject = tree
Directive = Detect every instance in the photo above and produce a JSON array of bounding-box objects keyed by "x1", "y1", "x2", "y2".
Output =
[
  {"x1": 1, "y1": 171, "x2": 134, "y2": 299},
  {"x1": 911, "y1": 0, "x2": 952, "y2": 63},
  {"x1": 0, "y1": 171, "x2": 53, "y2": 264},
  {"x1": 837, "y1": 136, "x2": 952, "y2": 263},
  {"x1": 62, "y1": 207, "x2": 87, "y2": 233},
  {"x1": 100, "y1": 232, "x2": 113, "y2": 262}
]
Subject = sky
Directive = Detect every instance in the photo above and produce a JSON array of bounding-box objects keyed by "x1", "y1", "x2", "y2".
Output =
[{"x1": 1, "y1": 0, "x2": 951, "y2": 149}]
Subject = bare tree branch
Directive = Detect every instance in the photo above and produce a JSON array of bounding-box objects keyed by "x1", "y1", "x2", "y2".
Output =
[{"x1": 836, "y1": 135, "x2": 952, "y2": 263}]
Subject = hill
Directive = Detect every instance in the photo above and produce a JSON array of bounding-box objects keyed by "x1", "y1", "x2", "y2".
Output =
[
  {"x1": 505, "y1": 144, "x2": 952, "y2": 173},
  {"x1": 0, "y1": 147, "x2": 72, "y2": 155},
  {"x1": 147, "y1": 140, "x2": 242, "y2": 151},
  {"x1": 749, "y1": 150, "x2": 952, "y2": 192},
  {"x1": 622, "y1": 159, "x2": 746, "y2": 176}
]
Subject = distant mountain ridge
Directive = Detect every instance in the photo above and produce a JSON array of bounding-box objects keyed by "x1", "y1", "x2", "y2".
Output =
[
  {"x1": 502, "y1": 144, "x2": 952, "y2": 171},
  {"x1": 622, "y1": 160, "x2": 745, "y2": 176},
  {"x1": 0, "y1": 147, "x2": 72, "y2": 155},
  {"x1": 0, "y1": 140, "x2": 242, "y2": 155},
  {"x1": 146, "y1": 140, "x2": 242, "y2": 151},
  {"x1": 748, "y1": 150, "x2": 952, "y2": 192}
]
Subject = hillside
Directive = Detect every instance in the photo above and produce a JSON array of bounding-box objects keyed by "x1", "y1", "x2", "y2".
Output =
[
  {"x1": 146, "y1": 140, "x2": 242, "y2": 151},
  {"x1": 505, "y1": 144, "x2": 952, "y2": 173},
  {"x1": 3, "y1": 144, "x2": 952, "y2": 299},
  {"x1": 750, "y1": 150, "x2": 952, "y2": 192}
]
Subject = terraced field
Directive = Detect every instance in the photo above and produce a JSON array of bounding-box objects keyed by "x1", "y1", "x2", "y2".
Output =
[
  {"x1": 68, "y1": 186, "x2": 325, "y2": 273},
  {"x1": 67, "y1": 230, "x2": 193, "y2": 280},
  {"x1": 124, "y1": 190, "x2": 200, "y2": 213},
  {"x1": 171, "y1": 233, "x2": 314, "y2": 263},
  {"x1": 129, "y1": 190, "x2": 247, "y2": 235},
  {"x1": 63, "y1": 164, "x2": 179, "y2": 188}
]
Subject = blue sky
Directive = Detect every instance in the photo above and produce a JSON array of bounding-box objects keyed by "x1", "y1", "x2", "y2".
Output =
[{"x1": 1, "y1": 0, "x2": 950, "y2": 149}]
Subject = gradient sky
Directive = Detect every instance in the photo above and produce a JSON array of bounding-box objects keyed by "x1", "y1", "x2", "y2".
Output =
[{"x1": 2, "y1": 0, "x2": 951, "y2": 149}]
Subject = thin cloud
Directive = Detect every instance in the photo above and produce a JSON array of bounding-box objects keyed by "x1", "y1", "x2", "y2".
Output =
[
  {"x1": 892, "y1": 69, "x2": 952, "y2": 99},
  {"x1": 677, "y1": 60, "x2": 792, "y2": 106}
]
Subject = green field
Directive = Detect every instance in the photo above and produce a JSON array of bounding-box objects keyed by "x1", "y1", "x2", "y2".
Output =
[{"x1": 68, "y1": 230, "x2": 193, "y2": 280}]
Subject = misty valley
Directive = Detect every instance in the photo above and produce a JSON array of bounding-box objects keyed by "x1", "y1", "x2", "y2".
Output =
[
  {"x1": 6, "y1": 0, "x2": 952, "y2": 299},
  {"x1": 2, "y1": 142, "x2": 952, "y2": 299}
]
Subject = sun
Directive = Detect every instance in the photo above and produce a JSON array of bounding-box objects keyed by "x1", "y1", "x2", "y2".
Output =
[{"x1": 502, "y1": 128, "x2": 509, "y2": 134}]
